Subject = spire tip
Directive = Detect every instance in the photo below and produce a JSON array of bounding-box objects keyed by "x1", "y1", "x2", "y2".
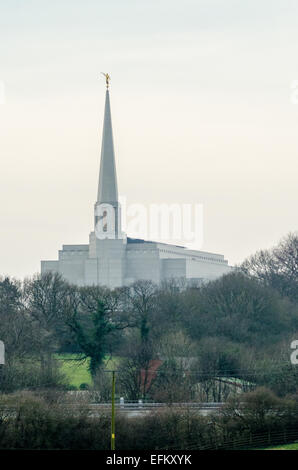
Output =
[{"x1": 101, "y1": 72, "x2": 111, "y2": 89}]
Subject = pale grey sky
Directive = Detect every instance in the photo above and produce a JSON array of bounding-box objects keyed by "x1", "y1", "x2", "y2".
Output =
[{"x1": 0, "y1": 0, "x2": 297, "y2": 278}]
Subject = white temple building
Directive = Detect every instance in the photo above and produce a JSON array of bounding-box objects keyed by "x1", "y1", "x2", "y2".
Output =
[{"x1": 41, "y1": 84, "x2": 231, "y2": 288}]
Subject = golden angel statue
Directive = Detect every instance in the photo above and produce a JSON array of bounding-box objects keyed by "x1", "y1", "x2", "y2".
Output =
[{"x1": 101, "y1": 72, "x2": 111, "y2": 89}]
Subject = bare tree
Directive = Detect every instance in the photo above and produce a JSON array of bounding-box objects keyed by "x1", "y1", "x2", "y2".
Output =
[
  {"x1": 24, "y1": 272, "x2": 70, "y2": 375},
  {"x1": 121, "y1": 280, "x2": 158, "y2": 343},
  {"x1": 117, "y1": 337, "x2": 155, "y2": 400},
  {"x1": 241, "y1": 232, "x2": 298, "y2": 302},
  {"x1": 150, "y1": 331, "x2": 196, "y2": 403},
  {"x1": 0, "y1": 277, "x2": 33, "y2": 361}
]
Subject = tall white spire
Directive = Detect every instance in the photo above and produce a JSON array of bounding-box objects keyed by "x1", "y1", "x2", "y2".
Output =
[
  {"x1": 97, "y1": 89, "x2": 118, "y2": 205},
  {"x1": 95, "y1": 81, "x2": 122, "y2": 239}
]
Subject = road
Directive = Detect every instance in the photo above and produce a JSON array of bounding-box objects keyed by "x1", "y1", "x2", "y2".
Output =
[{"x1": 77, "y1": 402, "x2": 224, "y2": 418}]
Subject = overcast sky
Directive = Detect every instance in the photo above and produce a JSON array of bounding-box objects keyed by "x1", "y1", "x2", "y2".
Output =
[{"x1": 0, "y1": 0, "x2": 298, "y2": 279}]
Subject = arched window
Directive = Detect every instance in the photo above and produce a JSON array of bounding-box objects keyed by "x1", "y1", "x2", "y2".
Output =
[{"x1": 103, "y1": 210, "x2": 108, "y2": 232}]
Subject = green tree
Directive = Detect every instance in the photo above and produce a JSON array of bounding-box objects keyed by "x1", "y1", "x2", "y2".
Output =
[{"x1": 64, "y1": 286, "x2": 129, "y2": 377}]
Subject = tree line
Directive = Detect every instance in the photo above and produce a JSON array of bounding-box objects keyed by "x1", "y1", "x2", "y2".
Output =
[
  {"x1": 0, "y1": 232, "x2": 297, "y2": 400},
  {"x1": 1, "y1": 387, "x2": 298, "y2": 450}
]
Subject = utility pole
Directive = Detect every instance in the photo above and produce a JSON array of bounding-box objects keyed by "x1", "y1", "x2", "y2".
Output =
[{"x1": 111, "y1": 370, "x2": 116, "y2": 450}]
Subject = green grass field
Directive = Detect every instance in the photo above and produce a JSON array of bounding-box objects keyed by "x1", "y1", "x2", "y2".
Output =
[
  {"x1": 261, "y1": 443, "x2": 298, "y2": 450},
  {"x1": 56, "y1": 354, "x2": 91, "y2": 388},
  {"x1": 55, "y1": 354, "x2": 119, "y2": 389}
]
